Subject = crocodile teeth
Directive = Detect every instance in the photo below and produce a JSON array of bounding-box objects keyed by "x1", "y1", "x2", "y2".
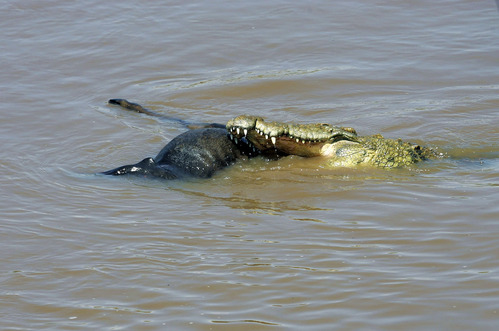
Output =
[
  {"x1": 243, "y1": 129, "x2": 248, "y2": 136},
  {"x1": 271, "y1": 136, "x2": 276, "y2": 145},
  {"x1": 236, "y1": 127, "x2": 240, "y2": 135},
  {"x1": 296, "y1": 138, "x2": 299, "y2": 143},
  {"x1": 265, "y1": 134, "x2": 269, "y2": 139}
]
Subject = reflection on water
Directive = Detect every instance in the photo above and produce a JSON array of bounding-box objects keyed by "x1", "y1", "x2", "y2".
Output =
[{"x1": 1, "y1": 0, "x2": 499, "y2": 330}]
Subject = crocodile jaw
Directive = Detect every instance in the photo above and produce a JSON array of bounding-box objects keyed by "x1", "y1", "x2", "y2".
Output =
[
  {"x1": 227, "y1": 115, "x2": 358, "y2": 157},
  {"x1": 242, "y1": 130, "x2": 329, "y2": 157}
]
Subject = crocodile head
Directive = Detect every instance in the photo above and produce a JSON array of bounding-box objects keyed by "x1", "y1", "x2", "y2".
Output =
[{"x1": 227, "y1": 115, "x2": 436, "y2": 168}]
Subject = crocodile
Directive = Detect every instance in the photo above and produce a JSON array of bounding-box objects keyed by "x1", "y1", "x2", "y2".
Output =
[
  {"x1": 227, "y1": 115, "x2": 437, "y2": 168},
  {"x1": 102, "y1": 99, "x2": 438, "y2": 179}
]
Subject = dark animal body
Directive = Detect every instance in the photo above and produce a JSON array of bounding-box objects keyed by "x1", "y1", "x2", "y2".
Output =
[
  {"x1": 103, "y1": 128, "x2": 244, "y2": 179},
  {"x1": 103, "y1": 99, "x2": 261, "y2": 179},
  {"x1": 102, "y1": 99, "x2": 438, "y2": 180}
]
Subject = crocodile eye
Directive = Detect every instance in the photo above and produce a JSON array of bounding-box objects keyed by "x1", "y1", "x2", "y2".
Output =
[{"x1": 341, "y1": 127, "x2": 357, "y2": 134}]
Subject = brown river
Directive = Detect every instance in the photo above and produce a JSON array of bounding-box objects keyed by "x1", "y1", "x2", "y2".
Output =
[{"x1": 2, "y1": 0, "x2": 499, "y2": 330}]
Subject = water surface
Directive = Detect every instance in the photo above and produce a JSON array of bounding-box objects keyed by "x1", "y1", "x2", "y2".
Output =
[{"x1": 1, "y1": 0, "x2": 498, "y2": 329}]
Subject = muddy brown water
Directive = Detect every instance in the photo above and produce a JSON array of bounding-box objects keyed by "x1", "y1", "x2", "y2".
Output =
[{"x1": 1, "y1": 1, "x2": 499, "y2": 330}]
